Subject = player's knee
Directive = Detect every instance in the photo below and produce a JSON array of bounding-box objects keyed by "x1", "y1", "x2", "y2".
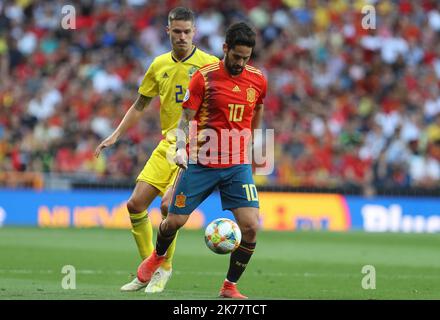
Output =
[
  {"x1": 160, "y1": 200, "x2": 169, "y2": 218},
  {"x1": 165, "y1": 215, "x2": 187, "y2": 231},
  {"x1": 168, "y1": 219, "x2": 183, "y2": 231},
  {"x1": 240, "y1": 221, "x2": 259, "y2": 241},
  {"x1": 161, "y1": 189, "x2": 172, "y2": 218},
  {"x1": 159, "y1": 220, "x2": 173, "y2": 237},
  {"x1": 126, "y1": 197, "x2": 146, "y2": 214},
  {"x1": 160, "y1": 218, "x2": 181, "y2": 235}
]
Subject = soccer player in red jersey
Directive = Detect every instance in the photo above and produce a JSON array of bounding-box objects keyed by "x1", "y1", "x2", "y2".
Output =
[{"x1": 137, "y1": 22, "x2": 267, "y2": 299}]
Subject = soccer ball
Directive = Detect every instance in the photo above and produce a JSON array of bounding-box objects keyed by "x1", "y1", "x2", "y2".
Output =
[{"x1": 204, "y1": 218, "x2": 241, "y2": 254}]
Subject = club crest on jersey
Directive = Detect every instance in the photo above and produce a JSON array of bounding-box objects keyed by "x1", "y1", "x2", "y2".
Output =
[
  {"x1": 175, "y1": 193, "x2": 186, "y2": 208},
  {"x1": 188, "y1": 66, "x2": 198, "y2": 79},
  {"x1": 246, "y1": 87, "x2": 256, "y2": 103}
]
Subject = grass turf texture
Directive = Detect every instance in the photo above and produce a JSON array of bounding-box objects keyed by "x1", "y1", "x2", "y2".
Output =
[{"x1": 0, "y1": 227, "x2": 439, "y2": 300}]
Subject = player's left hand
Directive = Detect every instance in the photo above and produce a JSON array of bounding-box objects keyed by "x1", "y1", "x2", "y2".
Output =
[{"x1": 174, "y1": 148, "x2": 188, "y2": 169}]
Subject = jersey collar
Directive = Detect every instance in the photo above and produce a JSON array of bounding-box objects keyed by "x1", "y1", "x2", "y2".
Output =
[{"x1": 171, "y1": 46, "x2": 197, "y2": 63}]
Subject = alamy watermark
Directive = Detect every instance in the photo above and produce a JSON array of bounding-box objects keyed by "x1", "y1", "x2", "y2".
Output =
[
  {"x1": 361, "y1": 5, "x2": 376, "y2": 30},
  {"x1": 61, "y1": 5, "x2": 76, "y2": 30},
  {"x1": 361, "y1": 265, "x2": 376, "y2": 290},
  {"x1": 166, "y1": 124, "x2": 275, "y2": 175},
  {"x1": 61, "y1": 265, "x2": 76, "y2": 289}
]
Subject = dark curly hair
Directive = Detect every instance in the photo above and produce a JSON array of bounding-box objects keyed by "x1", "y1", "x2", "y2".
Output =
[{"x1": 225, "y1": 22, "x2": 256, "y2": 49}]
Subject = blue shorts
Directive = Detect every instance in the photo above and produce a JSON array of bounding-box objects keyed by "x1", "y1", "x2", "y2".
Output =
[{"x1": 169, "y1": 164, "x2": 259, "y2": 215}]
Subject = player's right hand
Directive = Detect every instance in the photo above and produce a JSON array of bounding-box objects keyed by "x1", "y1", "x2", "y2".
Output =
[
  {"x1": 174, "y1": 148, "x2": 188, "y2": 169},
  {"x1": 94, "y1": 135, "x2": 117, "y2": 158}
]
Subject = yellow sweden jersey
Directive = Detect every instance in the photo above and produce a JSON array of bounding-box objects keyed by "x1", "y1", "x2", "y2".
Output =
[{"x1": 138, "y1": 47, "x2": 219, "y2": 139}]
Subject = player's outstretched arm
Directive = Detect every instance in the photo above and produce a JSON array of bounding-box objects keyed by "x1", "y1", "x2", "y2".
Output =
[
  {"x1": 174, "y1": 108, "x2": 197, "y2": 169},
  {"x1": 94, "y1": 94, "x2": 152, "y2": 158}
]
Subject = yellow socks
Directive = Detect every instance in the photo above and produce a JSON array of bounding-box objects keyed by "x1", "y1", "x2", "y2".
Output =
[
  {"x1": 129, "y1": 211, "x2": 154, "y2": 260},
  {"x1": 130, "y1": 210, "x2": 177, "y2": 270}
]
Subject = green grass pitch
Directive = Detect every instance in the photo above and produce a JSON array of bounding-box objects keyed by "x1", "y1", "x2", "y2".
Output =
[{"x1": 0, "y1": 227, "x2": 439, "y2": 299}]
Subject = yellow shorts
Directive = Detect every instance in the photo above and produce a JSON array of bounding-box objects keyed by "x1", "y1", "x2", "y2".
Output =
[{"x1": 136, "y1": 139, "x2": 178, "y2": 196}]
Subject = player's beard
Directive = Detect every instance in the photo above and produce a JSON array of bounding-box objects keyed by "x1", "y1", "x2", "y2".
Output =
[{"x1": 225, "y1": 56, "x2": 244, "y2": 76}]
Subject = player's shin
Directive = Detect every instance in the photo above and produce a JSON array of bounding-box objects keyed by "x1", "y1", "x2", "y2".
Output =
[
  {"x1": 130, "y1": 210, "x2": 154, "y2": 260},
  {"x1": 226, "y1": 241, "x2": 256, "y2": 283},
  {"x1": 162, "y1": 230, "x2": 178, "y2": 270},
  {"x1": 156, "y1": 221, "x2": 177, "y2": 256}
]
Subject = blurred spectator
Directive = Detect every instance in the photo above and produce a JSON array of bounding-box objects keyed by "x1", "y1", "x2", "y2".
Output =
[
  {"x1": 409, "y1": 147, "x2": 440, "y2": 187},
  {"x1": 0, "y1": 0, "x2": 439, "y2": 191}
]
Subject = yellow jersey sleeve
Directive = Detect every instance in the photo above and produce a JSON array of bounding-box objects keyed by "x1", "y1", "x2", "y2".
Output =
[{"x1": 138, "y1": 59, "x2": 159, "y2": 97}]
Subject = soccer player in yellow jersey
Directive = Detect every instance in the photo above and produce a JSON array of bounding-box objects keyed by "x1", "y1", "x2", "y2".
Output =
[{"x1": 94, "y1": 7, "x2": 218, "y2": 293}]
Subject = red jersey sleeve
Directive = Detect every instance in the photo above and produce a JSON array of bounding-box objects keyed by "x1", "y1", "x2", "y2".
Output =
[
  {"x1": 182, "y1": 70, "x2": 205, "y2": 111},
  {"x1": 256, "y1": 74, "x2": 267, "y2": 105}
]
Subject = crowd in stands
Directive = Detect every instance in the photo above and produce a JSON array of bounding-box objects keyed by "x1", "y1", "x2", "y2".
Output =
[{"x1": 1, "y1": 0, "x2": 440, "y2": 193}]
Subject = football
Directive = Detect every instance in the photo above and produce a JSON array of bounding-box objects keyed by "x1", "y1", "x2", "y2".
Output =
[{"x1": 204, "y1": 218, "x2": 242, "y2": 254}]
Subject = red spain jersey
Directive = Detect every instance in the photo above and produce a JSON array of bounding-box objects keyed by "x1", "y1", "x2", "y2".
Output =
[{"x1": 182, "y1": 60, "x2": 267, "y2": 168}]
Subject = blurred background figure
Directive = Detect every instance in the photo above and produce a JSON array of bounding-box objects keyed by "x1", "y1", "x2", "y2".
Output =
[{"x1": 1, "y1": 0, "x2": 439, "y2": 195}]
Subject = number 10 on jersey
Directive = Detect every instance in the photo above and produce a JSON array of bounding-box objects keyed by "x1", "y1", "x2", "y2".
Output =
[{"x1": 228, "y1": 104, "x2": 244, "y2": 122}]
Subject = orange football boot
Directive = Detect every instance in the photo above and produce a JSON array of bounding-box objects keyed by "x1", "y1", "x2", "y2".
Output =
[
  {"x1": 219, "y1": 280, "x2": 248, "y2": 299},
  {"x1": 137, "y1": 250, "x2": 165, "y2": 283}
]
